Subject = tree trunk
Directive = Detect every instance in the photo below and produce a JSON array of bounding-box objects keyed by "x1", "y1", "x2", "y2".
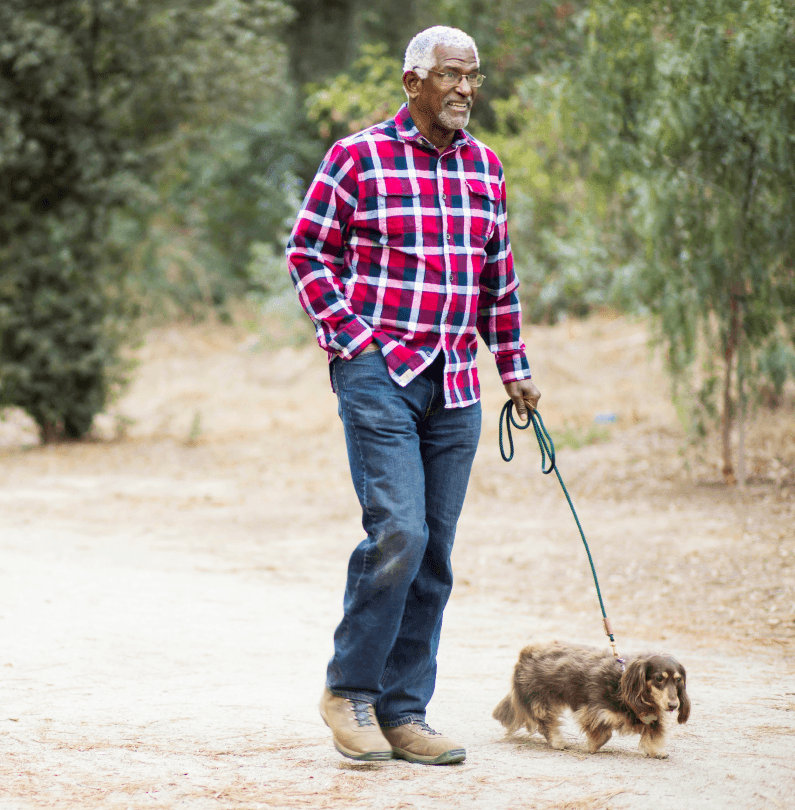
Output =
[
  {"x1": 733, "y1": 145, "x2": 756, "y2": 488},
  {"x1": 37, "y1": 420, "x2": 60, "y2": 445},
  {"x1": 721, "y1": 296, "x2": 740, "y2": 485},
  {"x1": 737, "y1": 301, "x2": 746, "y2": 487}
]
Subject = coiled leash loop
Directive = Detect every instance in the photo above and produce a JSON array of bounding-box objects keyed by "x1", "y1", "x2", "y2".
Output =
[{"x1": 498, "y1": 401, "x2": 624, "y2": 668}]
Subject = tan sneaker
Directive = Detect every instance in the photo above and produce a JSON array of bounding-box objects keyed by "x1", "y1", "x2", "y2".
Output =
[
  {"x1": 319, "y1": 689, "x2": 392, "y2": 761},
  {"x1": 382, "y1": 721, "x2": 466, "y2": 765}
]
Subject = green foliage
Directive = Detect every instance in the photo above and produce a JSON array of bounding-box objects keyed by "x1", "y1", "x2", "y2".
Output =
[
  {"x1": 0, "y1": 0, "x2": 292, "y2": 440},
  {"x1": 285, "y1": 0, "x2": 422, "y2": 88},
  {"x1": 756, "y1": 340, "x2": 795, "y2": 403},
  {"x1": 0, "y1": 227, "x2": 133, "y2": 442},
  {"x1": 305, "y1": 43, "x2": 406, "y2": 140},
  {"x1": 299, "y1": 2, "x2": 589, "y2": 136},
  {"x1": 482, "y1": 70, "x2": 637, "y2": 323},
  {"x1": 245, "y1": 240, "x2": 312, "y2": 343},
  {"x1": 420, "y1": 0, "x2": 586, "y2": 100},
  {"x1": 485, "y1": 83, "x2": 567, "y2": 319},
  {"x1": 134, "y1": 103, "x2": 318, "y2": 320},
  {"x1": 552, "y1": 423, "x2": 611, "y2": 451},
  {"x1": 567, "y1": 0, "x2": 795, "y2": 457}
]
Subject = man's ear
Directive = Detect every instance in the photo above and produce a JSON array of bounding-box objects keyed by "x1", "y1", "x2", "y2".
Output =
[{"x1": 403, "y1": 70, "x2": 422, "y2": 100}]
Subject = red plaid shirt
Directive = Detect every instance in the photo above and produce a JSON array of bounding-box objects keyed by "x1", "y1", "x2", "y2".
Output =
[{"x1": 286, "y1": 104, "x2": 531, "y2": 408}]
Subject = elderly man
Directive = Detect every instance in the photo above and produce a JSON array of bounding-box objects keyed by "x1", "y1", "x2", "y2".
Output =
[{"x1": 286, "y1": 25, "x2": 540, "y2": 765}]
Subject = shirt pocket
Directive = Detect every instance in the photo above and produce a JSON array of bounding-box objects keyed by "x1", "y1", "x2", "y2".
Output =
[
  {"x1": 464, "y1": 178, "x2": 499, "y2": 245},
  {"x1": 374, "y1": 176, "x2": 421, "y2": 237}
]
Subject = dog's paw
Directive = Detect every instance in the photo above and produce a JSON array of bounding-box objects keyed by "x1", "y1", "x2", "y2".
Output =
[
  {"x1": 639, "y1": 734, "x2": 669, "y2": 759},
  {"x1": 641, "y1": 748, "x2": 669, "y2": 759}
]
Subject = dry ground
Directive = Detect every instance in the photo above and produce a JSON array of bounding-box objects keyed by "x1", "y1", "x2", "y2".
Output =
[{"x1": 1, "y1": 312, "x2": 794, "y2": 810}]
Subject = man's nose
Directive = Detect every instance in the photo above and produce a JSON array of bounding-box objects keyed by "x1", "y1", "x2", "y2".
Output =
[{"x1": 454, "y1": 75, "x2": 473, "y2": 95}]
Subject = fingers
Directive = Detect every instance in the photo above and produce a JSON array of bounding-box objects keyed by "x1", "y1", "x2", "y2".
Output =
[
  {"x1": 525, "y1": 382, "x2": 541, "y2": 413},
  {"x1": 504, "y1": 380, "x2": 540, "y2": 421},
  {"x1": 511, "y1": 392, "x2": 535, "y2": 421}
]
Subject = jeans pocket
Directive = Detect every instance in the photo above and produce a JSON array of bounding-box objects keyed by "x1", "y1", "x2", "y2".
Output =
[{"x1": 337, "y1": 349, "x2": 385, "y2": 392}]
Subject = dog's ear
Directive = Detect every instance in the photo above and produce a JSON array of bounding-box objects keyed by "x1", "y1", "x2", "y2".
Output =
[
  {"x1": 620, "y1": 659, "x2": 647, "y2": 712},
  {"x1": 676, "y1": 665, "x2": 690, "y2": 724},
  {"x1": 620, "y1": 658, "x2": 656, "y2": 716}
]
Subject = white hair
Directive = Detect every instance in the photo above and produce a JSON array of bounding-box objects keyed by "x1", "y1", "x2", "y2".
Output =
[{"x1": 403, "y1": 26, "x2": 479, "y2": 76}]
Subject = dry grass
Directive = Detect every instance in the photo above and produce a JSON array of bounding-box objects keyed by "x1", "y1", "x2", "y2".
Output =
[{"x1": 540, "y1": 790, "x2": 629, "y2": 810}]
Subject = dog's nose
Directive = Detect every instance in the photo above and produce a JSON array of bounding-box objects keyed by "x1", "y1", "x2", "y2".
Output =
[{"x1": 667, "y1": 702, "x2": 679, "y2": 712}]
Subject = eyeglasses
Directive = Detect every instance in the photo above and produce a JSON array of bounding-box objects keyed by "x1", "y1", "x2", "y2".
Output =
[{"x1": 422, "y1": 69, "x2": 486, "y2": 88}]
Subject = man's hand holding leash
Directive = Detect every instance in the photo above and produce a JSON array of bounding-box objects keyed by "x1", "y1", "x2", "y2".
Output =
[{"x1": 504, "y1": 378, "x2": 541, "y2": 421}]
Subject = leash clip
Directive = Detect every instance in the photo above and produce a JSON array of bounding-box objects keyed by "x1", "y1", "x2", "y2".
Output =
[{"x1": 604, "y1": 617, "x2": 625, "y2": 671}]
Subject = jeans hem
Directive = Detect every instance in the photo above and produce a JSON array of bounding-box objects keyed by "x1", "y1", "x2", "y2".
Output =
[
  {"x1": 379, "y1": 714, "x2": 426, "y2": 729},
  {"x1": 326, "y1": 687, "x2": 377, "y2": 705}
]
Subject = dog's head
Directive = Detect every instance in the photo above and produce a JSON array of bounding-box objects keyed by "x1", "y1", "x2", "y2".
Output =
[{"x1": 621, "y1": 654, "x2": 690, "y2": 724}]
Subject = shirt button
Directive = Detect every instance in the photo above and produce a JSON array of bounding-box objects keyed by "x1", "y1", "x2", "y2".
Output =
[
  {"x1": 446, "y1": 234, "x2": 451, "y2": 241},
  {"x1": 442, "y1": 193, "x2": 447, "y2": 200}
]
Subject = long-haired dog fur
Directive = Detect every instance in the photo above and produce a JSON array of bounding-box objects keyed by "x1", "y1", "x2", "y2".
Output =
[{"x1": 493, "y1": 642, "x2": 690, "y2": 758}]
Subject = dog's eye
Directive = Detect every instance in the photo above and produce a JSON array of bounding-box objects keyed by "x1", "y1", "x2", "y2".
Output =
[{"x1": 655, "y1": 674, "x2": 665, "y2": 682}]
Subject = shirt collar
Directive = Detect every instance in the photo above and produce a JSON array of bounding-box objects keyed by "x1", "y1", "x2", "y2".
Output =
[{"x1": 394, "y1": 103, "x2": 472, "y2": 152}]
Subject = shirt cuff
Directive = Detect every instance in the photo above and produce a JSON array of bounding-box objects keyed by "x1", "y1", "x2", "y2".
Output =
[
  {"x1": 328, "y1": 317, "x2": 375, "y2": 359},
  {"x1": 496, "y1": 351, "x2": 532, "y2": 384}
]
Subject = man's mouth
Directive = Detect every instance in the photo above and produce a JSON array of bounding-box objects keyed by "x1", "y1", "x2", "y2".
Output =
[{"x1": 445, "y1": 101, "x2": 471, "y2": 112}]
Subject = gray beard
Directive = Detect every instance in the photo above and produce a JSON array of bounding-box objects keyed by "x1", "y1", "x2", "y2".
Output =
[{"x1": 437, "y1": 106, "x2": 470, "y2": 131}]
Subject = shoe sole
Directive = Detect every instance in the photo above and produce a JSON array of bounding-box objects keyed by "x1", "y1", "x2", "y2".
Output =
[
  {"x1": 391, "y1": 747, "x2": 467, "y2": 765},
  {"x1": 333, "y1": 741, "x2": 392, "y2": 761}
]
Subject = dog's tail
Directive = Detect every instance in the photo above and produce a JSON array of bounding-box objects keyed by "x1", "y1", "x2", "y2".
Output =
[{"x1": 493, "y1": 693, "x2": 525, "y2": 735}]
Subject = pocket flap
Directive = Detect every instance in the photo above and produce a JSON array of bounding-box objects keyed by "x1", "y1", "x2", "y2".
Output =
[{"x1": 465, "y1": 178, "x2": 498, "y2": 200}]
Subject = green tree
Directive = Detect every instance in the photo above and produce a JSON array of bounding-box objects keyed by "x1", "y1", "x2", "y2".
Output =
[
  {"x1": 138, "y1": 102, "x2": 319, "y2": 320},
  {"x1": 285, "y1": 0, "x2": 422, "y2": 89},
  {"x1": 482, "y1": 71, "x2": 632, "y2": 324},
  {"x1": 570, "y1": 0, "x2": 795, "y2": 482},
  {"x1": 420, "y1": 0, "x2": 585, "y2": 96},
  {"x1": 0, "y1": 0, "x2": 291, "y2": 441},
  {"x1": 304, "y1": 43, "x2": 406, "y2": 140}
]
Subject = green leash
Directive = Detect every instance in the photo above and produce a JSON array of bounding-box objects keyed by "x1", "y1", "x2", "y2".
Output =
[{"x1": 498, "y1": 401, "x2": 623, "y2": 666}]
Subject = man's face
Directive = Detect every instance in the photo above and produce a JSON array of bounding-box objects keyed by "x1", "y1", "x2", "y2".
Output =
[{"x1": 413, "y1": 44, "x2": 479, "y2": 136}]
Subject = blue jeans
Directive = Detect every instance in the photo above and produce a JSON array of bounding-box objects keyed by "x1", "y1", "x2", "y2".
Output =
[{"x1": 327, "y1": 351, "x2": 482, "y2": 726}]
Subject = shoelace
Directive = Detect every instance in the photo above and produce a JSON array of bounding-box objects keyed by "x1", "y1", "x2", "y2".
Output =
[
  {"x1": 349, "y1": 700, "x2": 376, "y2": 727},
  {"x1": 413, "y1": 721, "x2": 441, "y2": 736}
]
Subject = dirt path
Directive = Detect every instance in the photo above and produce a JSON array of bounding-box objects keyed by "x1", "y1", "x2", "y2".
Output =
[{"x1": 1, "y1": 314, "x2": 794, "y2": 809}]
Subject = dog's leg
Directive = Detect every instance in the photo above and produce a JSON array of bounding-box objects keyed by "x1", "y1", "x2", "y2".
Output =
[
  {"x1": 537, "y1": 716, "x2": 567, "y2": 750},
  {"x1": 584, "y1": 725, "x2": 612, "y2": 753},
  {"x1": 639, "y1": 727, "x2": 668, "y2": 759},
  {"x1": 575, "y1": 708, "x2": 618, "y2": 754}
]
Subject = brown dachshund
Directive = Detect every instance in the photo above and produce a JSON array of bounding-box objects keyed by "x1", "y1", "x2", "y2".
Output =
[{"x1": 494, "y1": 642, "x2": 690, "y2": 758}]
